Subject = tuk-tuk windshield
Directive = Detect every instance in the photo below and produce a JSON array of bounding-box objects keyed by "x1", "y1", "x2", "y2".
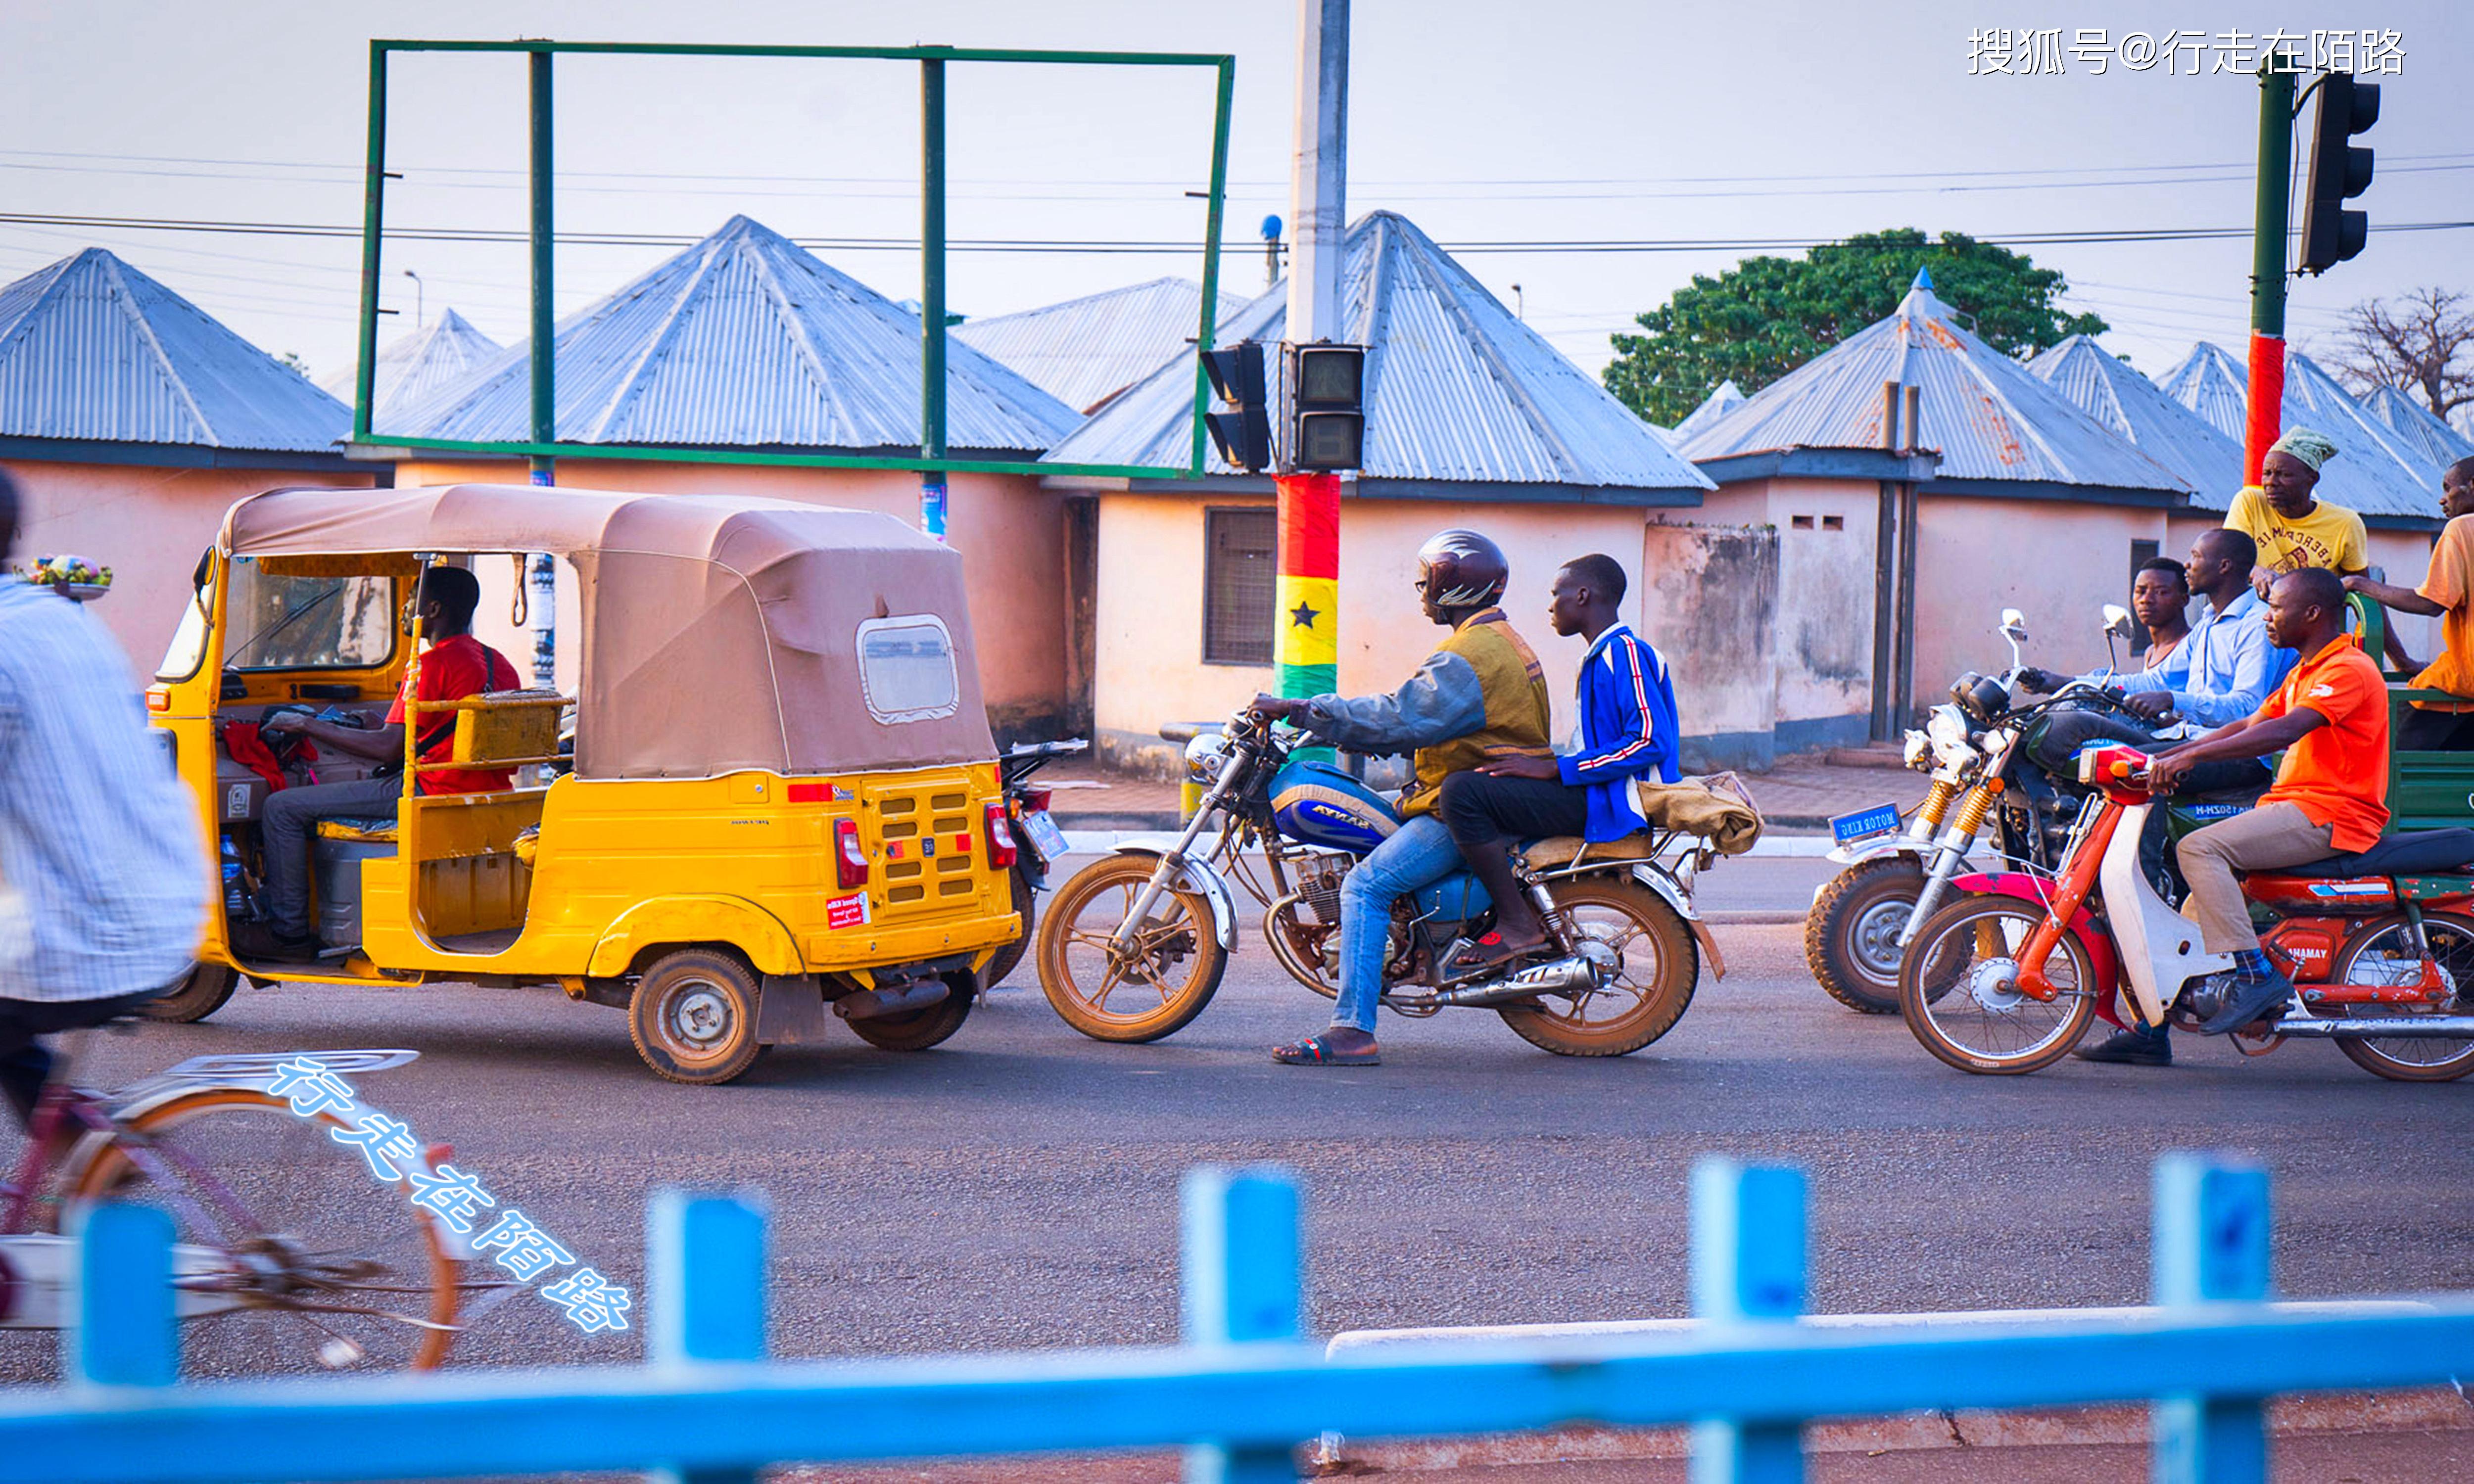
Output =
[{"x1": 220, "y1": 558, "x2": 398, "y2": 671}]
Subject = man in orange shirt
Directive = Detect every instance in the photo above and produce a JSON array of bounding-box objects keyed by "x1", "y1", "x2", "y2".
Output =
[
  {"x1": 2346, "y1": 455, "x2": 2474, "y2": 748},
  {"x1": 2148, "y1": 566, "x2": 2390, "y2": 1035}
]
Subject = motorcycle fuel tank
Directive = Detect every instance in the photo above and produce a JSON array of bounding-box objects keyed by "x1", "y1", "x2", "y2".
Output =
[{"x1": 1268, "y1": 759, "x2": 1401, "y2": 854}]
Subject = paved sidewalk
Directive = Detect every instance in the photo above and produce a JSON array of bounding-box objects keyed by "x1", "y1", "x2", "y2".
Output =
[{"x1": 1041, "y1": 750, "x2": 1931, "y2": 835}]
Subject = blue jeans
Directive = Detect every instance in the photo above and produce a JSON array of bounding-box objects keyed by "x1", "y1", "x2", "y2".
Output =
[{"x1": 1331, "y1": 814, "x2": 1464, "y2": 1033}]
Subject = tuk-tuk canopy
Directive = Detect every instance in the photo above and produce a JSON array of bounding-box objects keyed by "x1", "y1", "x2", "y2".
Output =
[{"x1": 222, "y1": 484, "x2": 996, "y2": 780}]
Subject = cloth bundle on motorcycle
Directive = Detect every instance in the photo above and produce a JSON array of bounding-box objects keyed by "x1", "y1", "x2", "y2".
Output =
[
  {"x1": 2275, "y1": 827, "x2": 2474, "y2": 880},
  {"x1": 1522, "y1": 773, "x2": 1764, "y2": 869}
]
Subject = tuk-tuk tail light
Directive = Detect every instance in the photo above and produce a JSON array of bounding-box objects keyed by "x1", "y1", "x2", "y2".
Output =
[
  {"x1": 834, "y1": 817, "x2": 869, "y2": 889},
  {"x1": 1019, "y1": 788, "x2": 1052, "y2": 814},
  {"x1": 984, "y1": 803, "x2": 1018, "y2": 869}
]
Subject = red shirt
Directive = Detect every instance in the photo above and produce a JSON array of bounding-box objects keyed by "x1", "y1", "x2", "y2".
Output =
[{"x1": 385, "y1": 634, "x2": 518, "y2": 795}]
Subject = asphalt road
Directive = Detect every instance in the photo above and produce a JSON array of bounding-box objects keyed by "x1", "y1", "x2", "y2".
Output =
[{"x1": 5, "y1": 855, "x2": 2471, "y2": 1391}]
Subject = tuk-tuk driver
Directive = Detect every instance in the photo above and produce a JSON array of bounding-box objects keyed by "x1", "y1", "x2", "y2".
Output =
[
  {"x1": 1248, "y1": 530, "x2": 1555, "y2": 1067},
  {"x1": 252, "y1": 565, "x2": 518, "y2": 960}
]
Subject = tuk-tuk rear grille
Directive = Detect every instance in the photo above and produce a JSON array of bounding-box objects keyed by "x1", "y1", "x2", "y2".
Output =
[
  {"x1": 889, "y1": 884, "x2": 926, "y2": 904},
  {"x1": 883, "y1": 820, "x2": 919, "y2": 839},
  {"x1": 930, "y1": 791, "x2": 967, "y2": 811},
  {"x1": 939, "y1": 878, "x2": 974, "y2": 898}
]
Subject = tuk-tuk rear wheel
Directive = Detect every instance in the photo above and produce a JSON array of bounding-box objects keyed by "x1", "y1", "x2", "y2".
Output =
[
  {"x1": 143, "y1": 962, "x2": 239, "y2": 1024},
  {"x1": 629, "y1": 949, "x2": 763, "y2": 1085}
]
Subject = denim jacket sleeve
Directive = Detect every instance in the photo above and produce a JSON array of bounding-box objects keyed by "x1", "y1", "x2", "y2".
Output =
[{"x1": 1296, "y1": 650, "x2": 1486, "y2": 755}]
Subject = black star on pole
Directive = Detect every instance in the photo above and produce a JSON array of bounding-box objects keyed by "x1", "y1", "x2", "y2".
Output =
[{"x1": 1289, "y1": 599, "x2": 1320, "y2": 630}]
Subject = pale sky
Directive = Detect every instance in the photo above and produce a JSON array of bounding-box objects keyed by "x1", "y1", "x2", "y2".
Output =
[{"x1": 1, "y1": 0, "x2": 2466, "y2": 400}]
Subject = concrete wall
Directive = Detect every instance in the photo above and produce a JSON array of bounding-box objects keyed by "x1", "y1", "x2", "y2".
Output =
[
  {"x1": 1639, "y1": 520, "x2": 1779, "y2": 771},
  {"x1": 2, "y1": 459, "x2": 380, "y2": 673},
  {"x1": 393, "y1": 457, "x2": 1070, "y2": 738},
  {"x1": 1090, "y1": 491, "x2": 1652, "y2": 777},
  {"x1": 1696, "y1": 476, "x2": 1877, "y2": 748},
  {"x1": 1914, "y1": 496, "x2": 2171, "y2": 698}
]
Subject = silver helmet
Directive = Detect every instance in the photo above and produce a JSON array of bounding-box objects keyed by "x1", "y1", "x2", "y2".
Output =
[{"x1": 1415, "y1": 529, "x2": 1509, "y2": 607}]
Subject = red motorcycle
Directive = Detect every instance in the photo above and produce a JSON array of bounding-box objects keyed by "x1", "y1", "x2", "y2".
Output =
[{"x1": 1898, "y1": 742, "x2": 2474, "y2": 1081}]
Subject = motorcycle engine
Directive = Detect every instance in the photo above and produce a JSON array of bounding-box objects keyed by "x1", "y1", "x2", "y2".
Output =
[{"x1": 1291, "y1": 847, "x2": 1353, "y2": 927}]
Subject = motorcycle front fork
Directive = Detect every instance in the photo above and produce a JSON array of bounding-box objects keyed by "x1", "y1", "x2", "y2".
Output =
[{"x1": 1897, "y1": 783, "x2": 2000, "y2": 948}]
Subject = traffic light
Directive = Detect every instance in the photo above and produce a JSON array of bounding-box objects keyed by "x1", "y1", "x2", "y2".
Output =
[
  {"x1": 2300, "y1": 70, "x2": 2380, "y2": 275},
  {"x1": 1200, "y1": 341, "x2": 1272, "y2": 472},
  {"x1": 1287, "y1": 342, "x2": 1365, "y2": 472}
]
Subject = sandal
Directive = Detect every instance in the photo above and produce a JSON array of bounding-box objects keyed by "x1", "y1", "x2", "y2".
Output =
[
  {"x1": 1444, "y1": 930, "x2": 1550, "y2": 976},
  {"x1": 1272, "y1": 1032, "x2": 1380, "y2": 1066}
]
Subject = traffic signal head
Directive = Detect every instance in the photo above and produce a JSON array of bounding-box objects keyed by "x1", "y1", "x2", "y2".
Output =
[
  {"x1": 1200, "y1": 341, "x2": 1272, "y2": 472},
  {"x1": 2300, "y1": 71, "x2": 2380, "y2": 276},
  {"x1": 1288, "y1": 343, "x2": 1366, "y2": 472}
]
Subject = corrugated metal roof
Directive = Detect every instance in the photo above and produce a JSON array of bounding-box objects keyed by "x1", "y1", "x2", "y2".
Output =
[
  {"x1": 2158, "y1": 342, "x2": 2251, "y2": 440},
  {"x1": 0, "y1": 247, "x2": 349, "y2": 453},
  {"x1": 324, "y1": 308, "x2": 502, "y2": 426},
  {"x1": 2027, "y1": 335, "x2": 2241, "y2": 511},
  {"x1": 1669, "y1": 379, "x2": 1745, "y2": 442},
  {"x1": 2155, "y1": 342, "x2": 2441, "y2": 520},
  {"x1": 1044, "y1": 212, "x2": 1712, "y2": 492},
  {"x1": 953, "y1": 277, "x2": 1242, "y2": 416},
  {"x1": 1682, "y1": 272, "x2": 2189, "y2": 495},
  {"x1": 391, "y1": 215, "x2": 1077, "y2": 454},
  {"x1": 2359, "y1": 383, "x2": 2474, "y2": 476}
]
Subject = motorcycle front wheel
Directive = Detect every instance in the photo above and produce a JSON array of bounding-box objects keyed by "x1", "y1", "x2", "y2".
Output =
[
  {"x1": 1496, "y1": 878, "x2": 1697, "y2": 1057},
  {"x1": 1034, "y1": 855, "x2": 1227, "y2": 1043},
  {"x1": 1804, "y1": 856, "x2": 1922, "y2": 1014},
  {"x1": 2328, "y1": 911, "x2": 2474, "y2": 1082},
  {"x1": 1899, "y1": 895, "x2": 2096, "y2": 1074}
]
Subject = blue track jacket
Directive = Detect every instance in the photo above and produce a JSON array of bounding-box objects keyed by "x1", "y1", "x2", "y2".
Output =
[{"x1": 1557, "y1": 623, "x2": 1682, "y2": 840}]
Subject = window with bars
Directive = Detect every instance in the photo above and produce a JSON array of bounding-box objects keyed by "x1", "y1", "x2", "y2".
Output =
[{"x1": 1202, "y1": 507, "x2": 1277, "y2": 665}]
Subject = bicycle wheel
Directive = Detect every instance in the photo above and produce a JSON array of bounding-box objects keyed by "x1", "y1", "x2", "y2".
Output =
[
  {"x1": 69, "y1": 1087, "x2": 461, "y2": 1375},
  {"x1": 2329, "y1": 912, "x2": 2474, "y2": 1083},
  {"x1": 1899, "y1": 896, "x2": 2096, "y2": 1074}
]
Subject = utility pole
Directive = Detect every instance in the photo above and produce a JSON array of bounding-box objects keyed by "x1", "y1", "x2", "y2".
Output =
[
  {"x1": 2243, "y1": 54, "x2": 2298, "y2": 486},
  {"x1": 525, "y1": 46, "x2": 558, "y2": 688},
  {"x1": 1275, "y1": 0, "x2": 1348, "y2": 726},
  {"x1": 919, "y1": 51, "x2": 951, "y2": 543}
]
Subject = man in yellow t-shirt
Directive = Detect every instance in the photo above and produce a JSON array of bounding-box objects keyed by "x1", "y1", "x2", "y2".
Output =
[
  {"x1": 2347, "y1": 454, "x2": 2474, "y2": 748},
  {"x1": 2224, "y1": 426, "x2": 2369, "y2": 586}
]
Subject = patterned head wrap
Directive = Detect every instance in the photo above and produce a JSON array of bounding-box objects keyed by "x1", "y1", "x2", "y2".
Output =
[{"x1": 2267, "y1": 427, "x2": 2339, "y2": 472}]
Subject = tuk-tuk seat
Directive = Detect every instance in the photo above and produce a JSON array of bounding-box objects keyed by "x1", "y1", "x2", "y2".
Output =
[{"x1": 315, "y1": 816, "x2": 398, "y2": 845}]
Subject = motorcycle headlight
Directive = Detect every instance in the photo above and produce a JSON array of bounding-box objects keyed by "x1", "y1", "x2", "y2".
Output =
[
  {"x1": 1184, "y1": 731, "x2": 1231, "y2": 783},
  {"x1": 1926, "y1": 706, "x2": 1968, "y2": 752}
]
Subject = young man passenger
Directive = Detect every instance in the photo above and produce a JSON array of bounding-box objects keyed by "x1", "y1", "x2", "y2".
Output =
[{"x1": 1433, "y1": 554, "x2": 1680, "y2": 972}]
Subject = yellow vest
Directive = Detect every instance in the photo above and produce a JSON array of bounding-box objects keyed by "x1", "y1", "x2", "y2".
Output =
[{"x1": 1402, "y1": 607, "x2": 1555, "y2": 817}]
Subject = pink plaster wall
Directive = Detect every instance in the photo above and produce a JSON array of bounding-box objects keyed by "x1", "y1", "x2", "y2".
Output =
[
  {"x1": 1697, "y1": 476, "x2": 1879, "y2": 727},
  {"x1": 392, "y1": 458, "x2": 1069, "y2": 728},
  {"x1": 2, "y1": 460, "x2": 378, "y2": 672},
  {"x1": 1911, "y1": 496, "x2": 2170, "y2": 697}
]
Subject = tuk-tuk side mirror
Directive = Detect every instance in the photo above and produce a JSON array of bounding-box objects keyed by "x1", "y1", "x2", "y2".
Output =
[
  {"x1": 191, "y1": 548, "x2": 214, "y2": 592},
  {"x1": 2102, "y1": 604, "x2": 2137, "y2": 643}
]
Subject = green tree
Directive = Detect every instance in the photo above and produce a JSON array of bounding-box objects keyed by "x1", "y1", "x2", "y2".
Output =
[{"x1": 1603, "y1": 229, "x2": 2108, "y2": 426}]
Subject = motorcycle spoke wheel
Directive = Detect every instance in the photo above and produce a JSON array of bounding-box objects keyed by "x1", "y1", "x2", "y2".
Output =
[
  {"x1": 1033, "y1": 855, "x2": 1227, "y2": 1043},
  {"x1": 68, "y1": 1090, "x2": 461, "y2": 1378},
  {"x1": 1495, "y1": 880, "x2": 1696, "y2": 1057},
  {"x1": 2329, "y1": 914, "x2": 2474, "y2": 1082},
  {"x1": 1899, "y1": 897, "x2": 2094, "y2": 1074}
]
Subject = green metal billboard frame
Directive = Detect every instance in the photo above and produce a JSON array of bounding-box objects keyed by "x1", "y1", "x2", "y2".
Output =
[{"x1": 352, "y1": 40, "x2": 1235, "y2": 480}]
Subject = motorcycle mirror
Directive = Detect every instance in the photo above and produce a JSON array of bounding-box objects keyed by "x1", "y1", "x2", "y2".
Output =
[
  {"x1": 1998, "y1": 607, "x2": 2028, "y2": 638},
  {"x1": 2101, "y1": 604, "x2": 2137, "y2": 642}
]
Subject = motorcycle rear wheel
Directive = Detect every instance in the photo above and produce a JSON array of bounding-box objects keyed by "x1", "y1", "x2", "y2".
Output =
[
  {"x1": 2328, "y1": 911, "x2": 2474, "y2": 1082},
  {"x1": 1804, "y1": 856, "x2": 1921, "y2": 1014},
  {"x1": 1034, "y1": 855, "x2": 1226, "y2": 1043},
  {"x1": 1899, "y1": 895, "x2": 2096, "y2": 1074},
  {"x1": 1495, "y1": 878, "x2": 1697, "y2": 1057}
]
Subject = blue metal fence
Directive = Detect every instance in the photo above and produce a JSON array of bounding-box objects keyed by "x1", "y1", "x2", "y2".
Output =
[{"x1": 4, "y1": 1154, "x2": 2471, "y2": 1484}]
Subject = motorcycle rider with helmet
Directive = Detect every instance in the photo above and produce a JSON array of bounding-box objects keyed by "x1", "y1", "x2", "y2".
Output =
[{"x1": 1250, "y1": 530, "x2": 1555, "y2": 1066}]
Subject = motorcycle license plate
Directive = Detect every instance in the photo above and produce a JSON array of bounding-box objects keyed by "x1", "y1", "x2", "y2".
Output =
[
  {"x1": 1829, "y1": 802, "x2": 1904, "y2": 847},
  {"x1": 1019, "y1": 808, "x2": 1071, "y2": 863}
]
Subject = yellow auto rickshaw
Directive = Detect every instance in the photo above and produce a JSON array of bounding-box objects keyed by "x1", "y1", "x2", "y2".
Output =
[{"x1": 145, "y1": 483, "x2": 1024, "y2": 1083}]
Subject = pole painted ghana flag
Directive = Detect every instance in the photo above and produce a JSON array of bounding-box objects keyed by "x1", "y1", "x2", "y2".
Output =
[{"x1": 1275, "y1": 472, "x2": 1339, "y2": 697}]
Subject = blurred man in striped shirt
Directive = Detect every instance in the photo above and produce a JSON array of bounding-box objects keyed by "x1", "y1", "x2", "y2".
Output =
[{"x1": 0, "y1": 468, "x2": 205, "y2": 1125}]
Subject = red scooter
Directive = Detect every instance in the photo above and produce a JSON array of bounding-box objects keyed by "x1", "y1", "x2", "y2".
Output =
[{"x1": 1897, "y1": 742, "x2": 2474, "y2": 1081}]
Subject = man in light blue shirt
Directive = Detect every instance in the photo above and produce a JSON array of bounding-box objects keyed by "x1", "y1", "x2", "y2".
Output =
[{"x1": 2023, "y1": 528, "x2": 2296, "y2": 774}]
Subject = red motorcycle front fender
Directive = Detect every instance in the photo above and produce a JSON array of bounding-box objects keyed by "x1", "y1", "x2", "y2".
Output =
[{"x1": 1950, "y1": 872, "x2": 2126, "y2": 1028}]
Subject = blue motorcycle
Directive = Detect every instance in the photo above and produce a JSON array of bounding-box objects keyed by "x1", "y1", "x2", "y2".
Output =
[{"x1": 1031, "y1": 703, "x2": 1720, "y2": 1055}]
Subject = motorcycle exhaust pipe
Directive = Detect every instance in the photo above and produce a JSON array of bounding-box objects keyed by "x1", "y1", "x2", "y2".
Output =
[
  {"x1": 2269, "y1": 1013, "x2": 2474, "y2": 1040},
  {"x1": 1433, "y1": 955, "x2": 1596, "y2": 1008}
]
